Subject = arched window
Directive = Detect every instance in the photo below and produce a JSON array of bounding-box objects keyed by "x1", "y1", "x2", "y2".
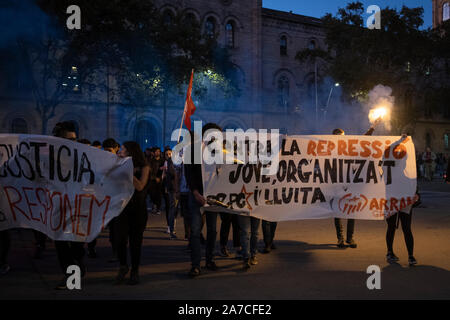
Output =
[
  {"x1": 308, "y1": 40, "x2": 316, "y2": 50},
  {"x1": 183, "y1": 13, "x2": 198, "y2": 28},
  {"x1": 444, "y1": 133, "x2": 449, "y2": 149},
  {"x1": 426, "y1": 132, "x2": 432, "y2": 148},
  {"x1": 205, "y1": 17, "x2": 216, "y2": 38},
  {"x1": 11, "y1": 118, "x2": 28, "y2": 134},
  {"x1": 136, "y1": 120, "x2": 157, "y2": 150},
  {"x1": 444, "y1": 3, "x2": 450, "y2": 22},
  {"x1": 226, "y1": 21, "x2": 235, "y2": 48},
  {"x1": 277, "y1": 76, "x2": 290, "y2": 108},
  {"x1": 280, "y1": 36, "x2": 287, "y2": 56},
  {"x1": 163, "y1": 10, "x2": 174, "y2": 26}
]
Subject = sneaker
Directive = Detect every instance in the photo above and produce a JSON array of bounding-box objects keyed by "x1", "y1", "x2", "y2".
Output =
[
  {"x1": 170, "y1": 233, "x2": 177, "y2": 240},
  {"x1": 386, "y1": 252, "x2": 399, "y2": 263},
  {"x1": 127, "y1": 269, "x2": 140, "y2": 285},
  {"x1": 188, "y1": 266, "x2": 201, "y2": 278},
  {"x1": 346, "y1": 239, "x2": 357, "y2": 248},
  {"x1": 0, "y1": 263, "x2": 11, "y2": 275},
  {"x1": 165, "y1": 227, "x2": 170, "y2": 234},
  {"x1": 54, "y1": 276, "x2": 68, "y2": 290},
  {"x1": 114, "y1": 265, "x2": 129, "y2": 285},
  {"x1": 262, "y1": 246, "x2": 271, "y2": 254},
  {"x1": 154, "y1": 210, "x2": 161, "y2": 215},
  {"x1": 271, "y1": 243, "x2": 277, "y2": 250},
  {"x1": 408, "y1": 256, "x2": 417, "y2": 266},
  {"x1": 220, "y1": 246, "x2": 230, "y2": 257},
  {"x1": 242, "y1": 260, "x2": 251, "y2": 271},
  {"x1": 337, "y1": 239, "x2": 346, "y2": 248},
  {"x1": 205, "y1": 261, "x2": 219, "y2": 271},
  {"x1": 250, "y1": 256, "x2": 258, "y2": 265}
]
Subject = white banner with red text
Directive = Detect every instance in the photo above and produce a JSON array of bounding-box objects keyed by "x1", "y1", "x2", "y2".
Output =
[
  {"x1": 0, "y1": 134, "x2": 134, "y2": 242},
  {"x1": 202, "y1": 135, "x2": 417, "y2": 221}
]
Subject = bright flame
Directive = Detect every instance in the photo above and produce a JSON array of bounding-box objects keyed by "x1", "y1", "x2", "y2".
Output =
[{"x1": 368, "y1": 106, "x2": 388, "y2": 123}]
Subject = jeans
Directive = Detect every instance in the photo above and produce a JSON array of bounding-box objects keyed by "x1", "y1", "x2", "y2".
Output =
[
  {"x1": 220, "y1": 213, "x2": 240, "y2": 248},
  {"x1": 165, "y1": 192, "x2": 177, "y2": 233},
  {"x1": 238, "y1": 215, "x2": 260, "y2": 260},
  {"x1": 115, "y1": 205, "x2": 148, "y2": 270},
  {"x1": 334, "y1": 218, "x2": 355, "y2": 241},
  {"x1": 179, "y1": 193, "x2": 190, "y2": 239},
  {"x1": 187, "y1": 193, "x2": 218, "y2": 267},
  {"x1": 262, "y1": 220, "x2": 277, "y2": 247}
]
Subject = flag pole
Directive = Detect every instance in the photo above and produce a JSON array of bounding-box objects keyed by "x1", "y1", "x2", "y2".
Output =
[
  {"x1": 177, "y1": 69, "x2": 194, "y2": 143},
  {"x1": 177, "y1": 100, "x2": 188, "y2": 143}
]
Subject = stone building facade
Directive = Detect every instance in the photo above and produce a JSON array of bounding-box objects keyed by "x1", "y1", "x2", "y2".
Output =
[{"x1": 0, "y1": 0, "x2": 449, "y2": 155}]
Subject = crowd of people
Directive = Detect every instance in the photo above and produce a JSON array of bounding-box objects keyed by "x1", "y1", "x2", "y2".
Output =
[
  {"x1": 416, "y1": 148, "x2": 449, "y2": 181},
  {"x1": 1, "y1": 120, "x2": 449, "y2": 288}
]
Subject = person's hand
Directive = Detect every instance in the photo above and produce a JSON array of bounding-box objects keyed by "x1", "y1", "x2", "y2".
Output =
[
  {"x1": 156, "y1": 178, "x2": 160, "y2": 183},
  {"x1": 373, "y1": 117, "x2": 382, "y2": 128},
  {"x1": 193, "y1": 190, "x2": 206, "y2": 206}
]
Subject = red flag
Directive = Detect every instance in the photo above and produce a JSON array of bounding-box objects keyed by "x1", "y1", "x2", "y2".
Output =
[{"x1": 184, "y1": 70, "x2": 196, "y2": 131}]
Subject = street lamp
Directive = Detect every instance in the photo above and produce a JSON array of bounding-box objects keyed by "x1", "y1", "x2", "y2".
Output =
[{"x1": 324, "y1": 83, "x2": 339, "y2": 121}]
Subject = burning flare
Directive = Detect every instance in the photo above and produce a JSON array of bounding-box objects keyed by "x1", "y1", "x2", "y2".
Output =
[{"x1": 368, "y1": 106, "x2": 389, "y2": 124}]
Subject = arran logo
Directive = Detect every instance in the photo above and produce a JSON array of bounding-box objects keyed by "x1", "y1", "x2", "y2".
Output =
[{"x1": 338, "y1": 193, "x2": 368, "y2": 215}]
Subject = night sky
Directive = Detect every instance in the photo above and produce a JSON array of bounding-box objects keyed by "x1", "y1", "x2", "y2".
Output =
[{"x1": 263, "y1": 0, "x2": 433, "y2": 29}]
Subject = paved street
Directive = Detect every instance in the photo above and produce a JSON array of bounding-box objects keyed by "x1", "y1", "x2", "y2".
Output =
[{"x1": 1, "y1": 181, "x2": 450, "y2": 300}]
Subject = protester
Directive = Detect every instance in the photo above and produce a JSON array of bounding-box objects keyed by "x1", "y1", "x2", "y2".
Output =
[
  {"x1": 422, "y1": 147, "x2": 436, "y2": 181},
  {"x1": 261, "y1": 220, "x2": 277, "y2": 254},
  {"x1": 332, "y1": 121, "x2": 379, "y2": 249},
  {"x1": 386, "y1": 180, "x2": 420, "y2": 266},
  {"x1": 92, "y1": 140, "x2": 102, "y2": 149},
  {"x1": 114, "y1": 141, "x2": 150, "y2": 285},
  {"x1": 52, "y1": 121, "x2": 86, "y2": 290},
  {"x1": 150, "y1": 147, "x2": 164, "y2": 215},
  {"x1": 184, "y1": 123, "x2": 222, "y2": 277},
  {"x1": 162, "y1": 147, "x2": 179, "y2": 239},
  {"x1": 77, "y1": 138, "x2": 98, "y2": 259},
  {"x1": 102, "y1": 138, "x2": 120, "y2": 262},
  {"x1": 103, "y1": 138, "x2": 120, "y2": 154},
  {"x1": 0, "y1": 230, "x2": 11, "y2": 275},
  {"x1": 239, "y1": 212, "x2": 261, "y2": 270},
  {"x1": 175, "y1": 151, "x2": 191, "y2": 242},
  {"x1": 219, "y1": 213, "x2": 240, "y2": 257}
]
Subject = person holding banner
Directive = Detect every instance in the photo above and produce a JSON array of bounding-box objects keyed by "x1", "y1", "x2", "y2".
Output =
[
  {"x1": 103, "y1": 138, "x2": 121, "y2": 263},
  {"x1": 114, "y1": 141, "x2": 150, "y2": 285},
  {"x1": 162, "y1": 147, "x2": 179, "y2": 239},
  {"x1": 385, "y1": 188, "x2": 419, "y2": 266},
  {"x1": 332, "y1": 121, "x2": 379, "y2": 249},
  {"x1": 184, "y1": 123, "x2": 222, "y2": 277},
  {"x1": 52, "y1": 121, "x2": 87, "y2": 290}
]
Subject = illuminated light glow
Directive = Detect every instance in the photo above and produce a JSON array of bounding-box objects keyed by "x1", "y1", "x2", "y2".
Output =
[{"x1": 368, "y1": 106, "x2": 389, "y2": 123}]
